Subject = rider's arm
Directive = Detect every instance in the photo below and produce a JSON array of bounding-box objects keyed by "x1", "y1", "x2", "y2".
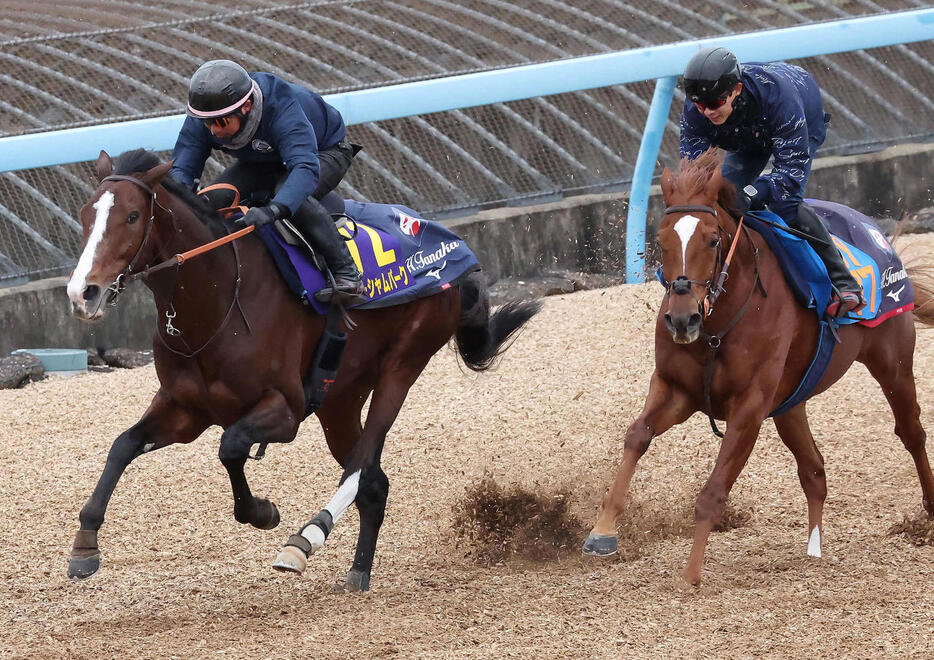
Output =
[
  {"x1": 679, "y1": 102, "x2": 712, "y2": 160},
  {"x1": 268, "y1": 99, "x2": 321, "y2": 216},
  {"x1": 169, "y1": 117, "x2": 213, "y2": 189},
  {"x1": 755, "y1": 96, "x2": 812, "y2": 216}
]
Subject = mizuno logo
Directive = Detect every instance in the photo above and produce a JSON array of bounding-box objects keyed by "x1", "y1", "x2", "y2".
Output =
[
  {"x1": 426, "y1": 261, "x2": 447, "y2": 280},
  {"x1": 886, "y1": 285, "x2": 906, "y2": 303}
]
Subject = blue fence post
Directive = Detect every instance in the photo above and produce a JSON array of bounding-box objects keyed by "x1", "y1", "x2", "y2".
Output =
[{"x1": 626, "y1": 76, "x2": 677, "y2": 284}]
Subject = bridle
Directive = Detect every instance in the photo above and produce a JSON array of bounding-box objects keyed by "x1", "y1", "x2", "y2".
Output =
[
  {"x1": 97, "y1": 173, "x2": 250, "y2": 358},
  {"x1": 99, "y1": 174, "x2": 174, "y2": 307},
  {"x1": 661, "y1": 203, "x2": 767, "y2": 437}
]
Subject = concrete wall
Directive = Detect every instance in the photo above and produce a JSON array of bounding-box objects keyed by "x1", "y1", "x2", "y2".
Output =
[
  {"x1": 0, "y1": 277, "x2": 156, "y2": 355},
  {"x1": 2, "y1": 142, "x2": 932, "y2": 353},
  {"x1": 449, "y1": 142, "x2": 934, "y2": 279}
]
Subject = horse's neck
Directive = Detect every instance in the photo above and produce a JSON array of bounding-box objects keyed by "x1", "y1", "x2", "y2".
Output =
[
  {"x1": 148, "y1": 194, "x2": 239, "y2": 313},
  {"x1": 708, "y1": 209, "x2": 760, "y2": 317}
]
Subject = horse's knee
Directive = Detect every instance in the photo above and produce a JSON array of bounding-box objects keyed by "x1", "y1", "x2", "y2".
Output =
[
  {"x1": 79, "y1": 430, "x2": 145, "y2": 529},
  {"x1": 897, "y1": 426, "x2": 926, "y2": 453},
  {"x1": 218, "y1": 427, "x2": 252, "y2": 463},
  {"x1": 695, "y1": 484, "x2": 726, "y2": 524},
  {"x1": 623, "y1": 423, "x2": 653, "y2": 456}
]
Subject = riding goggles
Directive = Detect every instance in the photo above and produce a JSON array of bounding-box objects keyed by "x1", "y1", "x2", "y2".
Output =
[
  {"x1": 693, "y1": 95, "x2": 729, "y2": 111},
  {"x1": 203, "y1": 114, "x2": 237, "y2": 130}
]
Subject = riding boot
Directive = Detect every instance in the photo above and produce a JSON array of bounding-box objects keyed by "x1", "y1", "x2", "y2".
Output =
[
  {"x1": 289, "y1": 197, "x2": 367, "y2": 305},
  {"x1": 794, "y1": 202, "x2": 865, "y2": 317}
]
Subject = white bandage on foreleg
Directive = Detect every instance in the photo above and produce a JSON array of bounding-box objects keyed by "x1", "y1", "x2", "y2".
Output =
[
  {"x1": 807, "y1": 525, "x2": 822, "y2": 558},
  {"x1": 324, "y1": 469, "x2": 361, "y2": 523},
  {"x1": 299, "y1": 523, "x2": 326, "y2": 554}
]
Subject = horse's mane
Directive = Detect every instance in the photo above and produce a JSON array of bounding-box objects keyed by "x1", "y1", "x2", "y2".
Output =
[
  {"x1": 112, "y1": 149, "x2": 227, "y2": 236},
  {"x1": 673, "y1": 148, "x2": 743, "y2": 220}
]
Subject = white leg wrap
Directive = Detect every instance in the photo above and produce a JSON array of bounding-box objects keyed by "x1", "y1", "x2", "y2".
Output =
[
  {"x1": 807, "y1": 525, "x2": 822, "y2": 558},
  {"x1": 324, "y1": 469, "x2": 361, "y2": 523},
  {"x1": 299, "y1": 524, "x2": 327, "y2": 555}
]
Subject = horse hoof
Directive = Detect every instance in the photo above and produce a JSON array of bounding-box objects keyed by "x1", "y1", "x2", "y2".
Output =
[
  {"x1": 582, "y1": 532, "x2": 618, "y2": 557},
  {"x1": 68, "y1": 554, "x2": 100, "y2": 580},
  {"x1": 332, "y1": 569, "x2": 370, "y2": 593},
  {"x1": 272, "y1": 545, "x2": 307, "y2": 574},
  {"x1": 252, "y1": 500, "x2": 280, "y2": 530},
  {"x1": 344, "y1": 569, "x2": 370, "y2": 592}
]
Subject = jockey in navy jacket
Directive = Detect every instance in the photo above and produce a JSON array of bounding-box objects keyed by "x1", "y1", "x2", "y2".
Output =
[
  {"x1": 171, "y1": 72, "x2": 346, "y2": 216},
  {"x1": 171, "y1": 61, "x2": 365, "y2": 304},
  {"x1": 679, "y1": 61, "x2": 828, "y2": 222},
  {"x1": 679, "y1": 47, "x2": 863, "y2": 317}
]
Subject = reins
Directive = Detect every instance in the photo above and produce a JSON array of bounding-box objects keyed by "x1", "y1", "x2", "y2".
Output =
[{"x1": 101, "y1": 174, "x2": 254, "y2": 358}]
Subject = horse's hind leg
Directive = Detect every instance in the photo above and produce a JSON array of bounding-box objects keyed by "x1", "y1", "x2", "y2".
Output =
[
  {"x1": 69, "y1": 390, "x2": 209, "y2": 579},
  {"x1": 772, "y1": 403, "x2": 827, "y2": 557},
  {"x1": 218, "y1": 390, "x2": 300, "y2": 530},
  {"x1": 862, "y1": 319, "x2": 934, "y2": 516},
  {"x1": 274, "y1": 365, "x2": 422, "y2": 592}
]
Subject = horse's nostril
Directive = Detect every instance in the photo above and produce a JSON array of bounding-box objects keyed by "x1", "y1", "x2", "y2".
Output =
[
  {"x1": 688, "y1": 313, "x2": 702, "y2": 327},
  {"x1": 83, "y1": 285, "x2": 100, "y2": 302}
]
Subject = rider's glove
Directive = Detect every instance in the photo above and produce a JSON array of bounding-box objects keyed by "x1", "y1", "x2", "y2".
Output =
[
  {"x1": 743, "y1": 180, "x2": 770, "y2": 212},
  {"x1": 235, "y1": 202, "x2": 289, "y2": 228}
]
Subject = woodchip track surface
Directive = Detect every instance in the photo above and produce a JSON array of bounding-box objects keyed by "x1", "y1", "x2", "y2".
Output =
[{"x1": 2, "y1": 236, "x2": 934, "y2": 659}]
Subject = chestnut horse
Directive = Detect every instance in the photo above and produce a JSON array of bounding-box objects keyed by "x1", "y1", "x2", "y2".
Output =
[
  {"x1": 65, "y1": 149, "x2": 540, "y2": 591},
  {"x1": 583, "y1": 149, "x2": 934, "y2": 586}
]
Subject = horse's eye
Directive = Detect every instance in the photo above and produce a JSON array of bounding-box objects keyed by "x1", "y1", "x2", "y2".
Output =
[
  {"x1": 709, "y1": 237, "x2": 719, "y2": 248},
  {"x1": 127, "y1": 211, "x2": 140, "y2": 224}
]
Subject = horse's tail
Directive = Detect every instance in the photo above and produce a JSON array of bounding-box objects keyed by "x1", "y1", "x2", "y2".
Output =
[
  {"x1": 454, "y1": 271, "x2": 542, "y2": 372},
  {"x1": 907, "y1": 260, "x2": 934, "y2": 327},
  {"x1": 892, "y1": 225, "x2": 934, "y2": 327}
]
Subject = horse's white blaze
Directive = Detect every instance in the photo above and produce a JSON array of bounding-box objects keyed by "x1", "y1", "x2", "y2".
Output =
[
  {"x1": 67, "y1": 191, "x2": 115, "y2": 303},
  {"x1": 807, "y1": 525, "x2": 822, "y2": 558},
  {"x1": 673, "y1": 215, "x2": 701, "y2": 273}
]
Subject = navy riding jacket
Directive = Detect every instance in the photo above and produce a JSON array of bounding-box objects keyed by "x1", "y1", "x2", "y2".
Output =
[
  {"x1": 679, "y1": 62, "x2": 828, "y2": 218},
  {"x1": 170, "y1": 72, "x2": 346, "y2": 215}
]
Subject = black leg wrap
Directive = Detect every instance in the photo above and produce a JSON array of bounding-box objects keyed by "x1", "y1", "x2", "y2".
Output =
[
  {"x1": 299, "y1": 509, "x2": 334, "y2": 540},
  {"x1": 285, "y1": 534, "x2": 313, "y2": 555}
]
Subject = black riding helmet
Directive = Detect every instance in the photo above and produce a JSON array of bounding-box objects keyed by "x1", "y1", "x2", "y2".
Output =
[
  {"x1": 682, "y1": 47, "x2": 742, "y2": 103},
  {"x1": 187, "y1": 60, "x2": 254, "y2": 118}
]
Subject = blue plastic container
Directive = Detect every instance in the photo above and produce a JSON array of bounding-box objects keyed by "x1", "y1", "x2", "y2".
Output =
[{"x1": 13, "y1": 348, "x2": 88, "y2": 374}]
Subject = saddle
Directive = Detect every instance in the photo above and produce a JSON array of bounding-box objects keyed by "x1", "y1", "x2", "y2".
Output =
[
  {"x1": 742, "y1": 202, "x2": 915, "y2": 416},
  {"x1": 198, "y1": 185, "x2": 481, "y2": 315},
  {"x1": 743, "y1": 201, "x2": 914, "y2": 327}
]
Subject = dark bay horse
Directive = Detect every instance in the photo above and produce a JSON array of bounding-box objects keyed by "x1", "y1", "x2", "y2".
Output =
[
  {"x1": 583, "y1": 149, "x2": 934, "y2": 586},
  {"x1": 65, "y1": 149, "x2": 540, "y2": 591}
]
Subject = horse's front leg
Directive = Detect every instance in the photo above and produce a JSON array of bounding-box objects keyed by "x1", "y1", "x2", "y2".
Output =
[
  {"x1": 683, "y1": 403, "x2": 765, "y2": 587},
  {"x1": 69, "y1": 390, "x2": 209, "y2": 579},
  {"x1": 583, "y1": 372, "x2": 695, "y2": 557},
  {"x1": 218, "y1": 389, "x2": 300, "y2": 530}
]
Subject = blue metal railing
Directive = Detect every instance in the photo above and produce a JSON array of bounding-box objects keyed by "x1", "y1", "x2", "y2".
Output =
[{"x1": 1, "y1": 8, "x2": 932, "y2": 281}]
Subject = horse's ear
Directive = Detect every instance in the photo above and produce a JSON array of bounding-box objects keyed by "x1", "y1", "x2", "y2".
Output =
[
  {"x1": 96, "y1": 150, "x2": 114, "y2": 182},
  {"x1": 141, "y1": 159, "x2": 175, "y2": 189},
  {"x1": 661, "y1": 167, "x2": 675, "y2": 201}
]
